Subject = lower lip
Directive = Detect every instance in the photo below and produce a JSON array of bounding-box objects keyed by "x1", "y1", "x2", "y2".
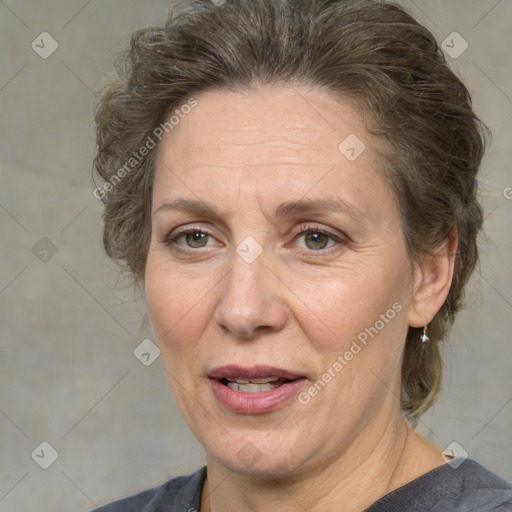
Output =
[{"x1": 210, "y1": 378, "x2": 307, "y2": 414}]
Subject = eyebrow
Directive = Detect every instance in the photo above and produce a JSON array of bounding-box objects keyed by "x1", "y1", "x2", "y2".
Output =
[{"x1": 154, "y1": 197, "x2": 367, "y2": 223}]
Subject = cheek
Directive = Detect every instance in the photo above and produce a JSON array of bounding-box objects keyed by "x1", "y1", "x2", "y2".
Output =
[
  {"x1": 145, "y1": 255, "x2": 211, "y2": 357},
  {"x1": 287, "y1": 262, "x2": 412, "y2": 403},
  {"x1": 289, "y1": 262, "x2": 409, "y2": 345}
]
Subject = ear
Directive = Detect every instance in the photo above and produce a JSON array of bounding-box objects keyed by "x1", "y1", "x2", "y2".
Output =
[{"x1": 407, "y1": 226, "x2": 458, "y2": 328}]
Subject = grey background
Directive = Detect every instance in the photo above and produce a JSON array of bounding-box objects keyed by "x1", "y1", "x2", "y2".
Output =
[{"x1": 0, "y1": 0, "x2": 511, "y2": 510}]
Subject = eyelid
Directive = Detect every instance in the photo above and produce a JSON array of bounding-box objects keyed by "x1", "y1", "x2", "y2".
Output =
[{"x1": 290, "y1": 223, "x2": 345, "y2": 240}]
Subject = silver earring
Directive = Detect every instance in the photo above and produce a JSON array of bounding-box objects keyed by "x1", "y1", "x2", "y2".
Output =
[{"x1": 421, "y1": 325, "x2": 429, "y2": 343}]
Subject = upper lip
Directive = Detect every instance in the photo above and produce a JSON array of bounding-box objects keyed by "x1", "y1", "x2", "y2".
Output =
[{"x1": 209, "y1": 365, "x2": 305, "y2": 381}]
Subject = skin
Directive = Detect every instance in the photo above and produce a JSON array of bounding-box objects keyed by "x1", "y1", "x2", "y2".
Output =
[{"x1": 145, "y1": 85, "x2": 457, "y2": 512}]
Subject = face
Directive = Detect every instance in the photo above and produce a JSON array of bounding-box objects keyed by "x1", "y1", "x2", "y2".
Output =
[{"x1": 145, "y1": 85, "x2": 418, "y2": 477}]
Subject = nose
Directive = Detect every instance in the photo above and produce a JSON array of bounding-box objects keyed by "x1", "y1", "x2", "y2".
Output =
[{"x1": 213, "y1": 246, "x2": 288, "y2": 339}]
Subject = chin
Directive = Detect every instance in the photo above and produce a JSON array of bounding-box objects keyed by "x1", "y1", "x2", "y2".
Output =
[{"x1": 205, "y1": 430, "x2": 311, "y2": 477}]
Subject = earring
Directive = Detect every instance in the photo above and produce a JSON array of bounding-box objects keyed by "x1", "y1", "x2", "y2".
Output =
[{"x1": 420, "y1": 325, "x2": 429, "y2": 343}]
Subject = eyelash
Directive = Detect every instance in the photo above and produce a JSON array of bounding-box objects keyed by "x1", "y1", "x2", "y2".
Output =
[{"x1": 161, "y1": 224, "x2": 346, "y2": 255}]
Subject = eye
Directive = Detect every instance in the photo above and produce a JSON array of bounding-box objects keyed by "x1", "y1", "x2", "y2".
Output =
[
  {"x1": 163, "y1": 227, "x2": 216, "y2": 250},
  {"x1": 292, "y1": 225, "x2": 343, "y2": 252},
  {"x1": 161, "y1": 224, "x2": 346, "y2": 254}
]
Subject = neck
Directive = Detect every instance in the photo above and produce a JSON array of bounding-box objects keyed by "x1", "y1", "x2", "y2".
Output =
[{"x1": 201, "y1": 411, "x2": 443, "y2": 512}]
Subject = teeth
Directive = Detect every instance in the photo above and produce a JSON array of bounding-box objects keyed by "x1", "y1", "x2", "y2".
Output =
[
  {"x1": 250, "y1": 377, "x2": 279, "y2": 383},
  {"x1": 226, "y1": 381, "x2": 282, "y2": 393},
  {"x1": 226, "y1": 377, "x2": 280, "y2": 384},
  {"x1": 223, "y1": 377, "x2": 289, "y2": 392}
]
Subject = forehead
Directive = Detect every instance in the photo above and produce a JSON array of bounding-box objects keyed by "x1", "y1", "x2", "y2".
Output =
[
  {"x1": 159, "y1": 85, "x2": 365, "y2": 161},
  {"x1": 153, "y1": 85, "x2": 395, "y2": 224}
]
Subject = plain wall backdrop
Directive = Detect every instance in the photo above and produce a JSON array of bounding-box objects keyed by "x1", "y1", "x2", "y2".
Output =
[{"x1": 1, "y1": 0, "x2": 511, "y2": 510}]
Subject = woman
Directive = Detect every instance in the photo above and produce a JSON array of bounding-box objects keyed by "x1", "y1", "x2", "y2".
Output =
[{"x1": 92, "y1": 0, "x2": 512, "y2": 510}]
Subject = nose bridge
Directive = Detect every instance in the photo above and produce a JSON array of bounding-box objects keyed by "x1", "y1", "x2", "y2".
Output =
[{"x1": 214, "y1": 242, "x2": 286, "y2": 337}]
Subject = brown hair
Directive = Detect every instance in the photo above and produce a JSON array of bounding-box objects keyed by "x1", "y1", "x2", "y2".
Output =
[{"x1": 93, "y1": 0, "x2": 488, "y2": 422}]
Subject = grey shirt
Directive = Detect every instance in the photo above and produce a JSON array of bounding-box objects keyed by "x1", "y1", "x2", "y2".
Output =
[{"x1": 92, "y1": 459, "x2": 512, "y2": 511}]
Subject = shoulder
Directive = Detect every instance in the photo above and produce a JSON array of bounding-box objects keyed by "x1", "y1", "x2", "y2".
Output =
[
  {"x1": 90, "y1": 466, "x2": 207, "y2": 512},
  {"x1": 366, "y1": 459, "x2": 512, "y2": 512},
  {"x1": 456, "y1": 459, "x2": 512, "y2": 510}
]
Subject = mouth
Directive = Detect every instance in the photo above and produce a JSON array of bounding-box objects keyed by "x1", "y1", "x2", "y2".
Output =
[{"x1": 208, "y1": 365, "x2": 307, "y2": 414}]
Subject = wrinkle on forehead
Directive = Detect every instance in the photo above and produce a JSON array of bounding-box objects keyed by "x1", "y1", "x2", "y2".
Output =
[
  {"x1": 152, "y1": 85, "x2": 395, "y2": 231},
  {"x1": 167, "y1": 85, "x2": 362, "y2": 147}
]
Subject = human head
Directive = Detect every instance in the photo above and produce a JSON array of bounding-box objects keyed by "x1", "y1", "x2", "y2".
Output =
[{"x1": 94, "y1": 0, "x2": 487, "y2": 423}]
